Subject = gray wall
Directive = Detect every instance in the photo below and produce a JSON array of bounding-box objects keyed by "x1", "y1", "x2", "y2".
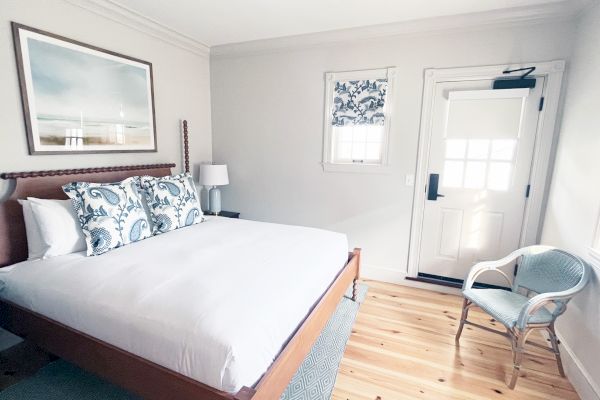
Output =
[
  {"x1": 0, "y1": 0, "x2": 212, "y2": 178},
  {"x1": 541, "y1": 3, "x2": 600, "y2": 398},
  {"x1": 210, "y1": 21, "x2": 575, "y2": 282}
]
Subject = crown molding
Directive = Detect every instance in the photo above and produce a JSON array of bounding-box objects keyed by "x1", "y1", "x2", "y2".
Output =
[
  {"x1": 64, "y1": 0, "x2": 591, "y2": 59},
  {"x1": 64, "y1": 0, "x2": 210, "y2": 57},
  {"x1": 211, "y1": 1, "x2": 586, "y2": 58}
]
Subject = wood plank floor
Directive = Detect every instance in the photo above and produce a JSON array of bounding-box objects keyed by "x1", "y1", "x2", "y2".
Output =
[{"x1": 332, "y1": 280, "x2": 579, "y2": 400}]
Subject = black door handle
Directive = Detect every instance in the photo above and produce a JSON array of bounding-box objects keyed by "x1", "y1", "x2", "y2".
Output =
[{"x1": 427, "y1": 173, "x2": 445, "y2": 201}]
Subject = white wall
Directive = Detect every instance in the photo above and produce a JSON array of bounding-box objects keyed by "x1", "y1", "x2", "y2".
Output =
[
  {"x1": 0, "y1": 0, "x2": 212, "y2": 179},
  {"x1": 210, "y1": 21, "x2": 575, "y2": 282},
  {"x1": 540, "y1": 3, "x2": 600, "y2": 398}
]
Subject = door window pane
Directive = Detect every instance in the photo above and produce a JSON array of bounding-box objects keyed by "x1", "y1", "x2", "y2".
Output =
[
  {"x1": 467, "y1": 140, "x2": 490, "y2": 160},
  {"x1": 445, "y1": 139, "x2": 467, "y2": 159},
  {"x1": 488, "y1": 162, "x2": 512, "y2": 191},
  {"x1": 491, "y1": 139, "x2": 517, "y2": 161},
  {"x1": 443, "y1": 161, "x2": 464, "y2": 188},
  {"x1": 464, "y1": 161, "x2": 487, "y2": 189}
]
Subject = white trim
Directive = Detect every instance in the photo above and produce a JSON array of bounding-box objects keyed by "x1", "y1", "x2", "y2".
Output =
[
  {"x1": 322, "y1": 67, "x2": 396, "y2": 174},
  {"x1": 64, "y1": 0, "x2": 210, "y2": 57},
  {"x1": 361, "y1": 264, "x2": 462, "y2": 295},
  {"x1": 210, "y1": 2, "x2": 586, "y2": 58},
  {"x1": 589, "y1": 248, "x2": 600, "y2": 264},
  {"x1": 587, "y1": 248, "x2": 600, "y2": 272},
  {"x1": 590, "y1": 204, "x2": 600, "y2": 256},
  {"x1": 555, "y1": 329, "x2": 600, "y2": 400},
  {"x1": 407, "y1": 60, "x2": 565, "y2": 278},
  {"x1": 321, "y1": 163, "x2": 392, "y2": 174}
]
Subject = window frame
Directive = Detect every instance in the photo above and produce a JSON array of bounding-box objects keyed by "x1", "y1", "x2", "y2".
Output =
[{"x1": 322, "y1": 67, "x2": 396, "y2": 173}]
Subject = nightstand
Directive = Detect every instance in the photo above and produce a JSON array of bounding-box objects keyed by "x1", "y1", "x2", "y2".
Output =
[{"x1": 204, "y1": 210, "x2": 240, "y2": 219}]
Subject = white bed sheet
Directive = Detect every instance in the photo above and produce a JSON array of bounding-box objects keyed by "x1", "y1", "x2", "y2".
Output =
[{"x1": 0, "y1": 216, "x2": 348, "y2": 393}]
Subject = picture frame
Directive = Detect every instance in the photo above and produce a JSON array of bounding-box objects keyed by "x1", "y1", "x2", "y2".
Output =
[{"x1": 12, "y1": 22, "x2": 157, "y2": 155}]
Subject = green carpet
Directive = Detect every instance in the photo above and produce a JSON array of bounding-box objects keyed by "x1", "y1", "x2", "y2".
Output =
[{"x1": 0, "y1": 284, "x2": 367, "y2": 400}]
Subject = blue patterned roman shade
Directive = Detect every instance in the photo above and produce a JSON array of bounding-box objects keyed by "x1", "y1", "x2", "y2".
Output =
[{"x1": 331, "y1": 79, "x2": 388, "y2": 127}]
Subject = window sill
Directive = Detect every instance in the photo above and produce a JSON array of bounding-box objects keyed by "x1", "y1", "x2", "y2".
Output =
[{"x1": 322, "y1": 162, "x2": 391, "y2": 174}]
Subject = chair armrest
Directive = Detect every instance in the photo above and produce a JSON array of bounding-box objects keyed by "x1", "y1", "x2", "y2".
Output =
[
  {"x1": 516, "y1": 258, "x2": 591, "y2": 330},
  {"x1": 516, "y1": 292, "x2": 567, "y2": 330},
  {"x1": 463, "y1": 245, "x2": 555, "y2": 290}
]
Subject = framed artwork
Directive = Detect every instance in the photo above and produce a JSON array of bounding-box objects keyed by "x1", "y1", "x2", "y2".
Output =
[{"x1": 12, "y1": 22, "x2": 157, "y2": 155}]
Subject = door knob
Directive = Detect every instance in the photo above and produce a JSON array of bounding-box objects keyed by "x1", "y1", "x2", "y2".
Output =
[{"x1": 427, "y1": 173, "x2": 445, "y2": 201}]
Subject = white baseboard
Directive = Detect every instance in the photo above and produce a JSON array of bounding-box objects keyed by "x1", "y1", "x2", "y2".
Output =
[
  {"x1": 555, "y1": 329, "x2": 600, "y2": 400},
  {"x1": 361, "y1": 264, "x2": 461, "y2": 295}
]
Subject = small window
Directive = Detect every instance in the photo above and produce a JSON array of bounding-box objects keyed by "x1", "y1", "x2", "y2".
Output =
[{"x1": 322, "y1": 68, "x2": 396, "y2": 173}]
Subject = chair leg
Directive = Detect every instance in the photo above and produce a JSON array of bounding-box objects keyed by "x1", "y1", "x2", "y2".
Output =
[
  {"x1": 548, "y1": 323, "x2": 565, "y2": 377},
  {"x1": 455, "y1": 298, "x2": 470, "y2": 342},
  {"x1": 509, "y1": 330, "x2": 517, "y2": 363},
  {"x1": 508, "y1": 331, "x2": 527, "y2": 389}
]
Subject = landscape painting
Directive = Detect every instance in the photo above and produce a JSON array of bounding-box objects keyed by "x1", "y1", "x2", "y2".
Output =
[{"x1": 12, "y1": 23, "x2": 157, "y2": 154}]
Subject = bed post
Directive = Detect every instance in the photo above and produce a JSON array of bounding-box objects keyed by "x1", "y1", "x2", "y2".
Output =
[
  {"x1": 352, "y1": 248, "x2": 361, "y2": 302},
  {"x1": 182, "y1": 120, "x2": 190, "y2": 174}
]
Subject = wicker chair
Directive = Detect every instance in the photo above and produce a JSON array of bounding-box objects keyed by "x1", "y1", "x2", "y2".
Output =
[{"x1": 455, "y1": 245, "x2": 590, "y2": 389}]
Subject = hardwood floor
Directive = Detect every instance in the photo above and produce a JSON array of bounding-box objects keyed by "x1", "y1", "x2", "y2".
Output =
[{"x1": 332, "y1": 280, "x2": 579, "y2": 400}]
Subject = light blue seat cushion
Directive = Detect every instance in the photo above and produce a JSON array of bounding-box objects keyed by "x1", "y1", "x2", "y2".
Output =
[{"x1": 463, "y1": 288, "x2": 553, "y2": 328}]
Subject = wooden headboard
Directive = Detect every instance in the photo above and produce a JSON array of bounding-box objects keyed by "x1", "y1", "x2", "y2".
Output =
[
  {"x1": 0, "y1": 163, "x2": 175, "y2": 267},
  {"x1": 0, "y1": 119, "x2": 194, "y2": 267}
]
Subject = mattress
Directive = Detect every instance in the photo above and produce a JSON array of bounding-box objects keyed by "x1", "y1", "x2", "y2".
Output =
[{"x1": 0, "y1": 216, "x2": 348, "y2": 393}]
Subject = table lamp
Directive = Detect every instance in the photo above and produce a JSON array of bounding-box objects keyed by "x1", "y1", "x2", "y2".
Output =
[{"x1": 199, "y1": 164, "x2": 229, "y2": 215}]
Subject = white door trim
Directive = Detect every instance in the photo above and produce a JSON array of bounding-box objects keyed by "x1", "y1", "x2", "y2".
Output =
[{"x1": 407, "y1": 60, "x2": 565, "y2": 278}]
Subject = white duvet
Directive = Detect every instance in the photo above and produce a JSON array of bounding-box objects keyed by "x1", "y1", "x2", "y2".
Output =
[{"x1": 0, "y1": 216, "x2": 348, "y2": 393}]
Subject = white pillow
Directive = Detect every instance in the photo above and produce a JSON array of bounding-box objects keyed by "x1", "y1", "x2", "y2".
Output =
[
  {"x1": 28, "y1": 198, "x2": 86, "y2": 258},
  {"x1": 17, "y1": 199, "x2": 46, "y2": 260}
]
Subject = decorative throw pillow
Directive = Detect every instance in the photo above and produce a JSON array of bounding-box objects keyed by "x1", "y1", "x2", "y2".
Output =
[
  {"x1": 139, "y1": 173, "x2": 203, "y2": 235},
  {"x1": 63, "y1": 177, "x2": 152, "y2": 256}
]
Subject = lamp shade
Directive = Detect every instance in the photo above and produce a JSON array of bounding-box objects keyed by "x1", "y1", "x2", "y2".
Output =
[{"x1": 199, "y1": 164, "x2": 229, "y2": 186}]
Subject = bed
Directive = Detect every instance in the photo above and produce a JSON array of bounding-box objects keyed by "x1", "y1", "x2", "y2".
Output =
[{"x1": 0, "y1": 161, "x2": 360, "y2": 400}]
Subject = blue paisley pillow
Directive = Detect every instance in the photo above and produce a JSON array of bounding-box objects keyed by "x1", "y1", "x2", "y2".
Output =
[
  {"x1": 139, "y1": 173, "x2": 203, "y2": 235},
  {"x1": 63, "y1": 177, "x2": 152, "y2": 256}
]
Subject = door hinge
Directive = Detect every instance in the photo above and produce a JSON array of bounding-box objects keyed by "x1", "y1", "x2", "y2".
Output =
[
  {"x1": 538, "y1": 97, "x2": 545, "y2": 111},
  {"x1": 525, "y1": 184, "x2": 531, "y2": 198}
]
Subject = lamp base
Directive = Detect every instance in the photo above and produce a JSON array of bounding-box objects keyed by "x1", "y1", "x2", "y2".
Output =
[{"x1": 209, "y1": 186, "x2": 222, "y2": 215}]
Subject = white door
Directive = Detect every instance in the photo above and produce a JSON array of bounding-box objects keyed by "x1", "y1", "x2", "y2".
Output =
[{"x1": 417, "y1": 77, "x2": 544, "y2": 286}]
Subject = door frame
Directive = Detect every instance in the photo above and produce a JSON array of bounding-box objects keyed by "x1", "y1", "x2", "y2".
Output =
[{"x1": 407, "y1": 60, "x2": 565, "y2": 278}]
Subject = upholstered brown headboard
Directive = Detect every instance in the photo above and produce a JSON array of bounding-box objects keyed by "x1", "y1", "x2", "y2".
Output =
[{"x1": 0, "y1": 163, "x2": 175, "y2": 267}]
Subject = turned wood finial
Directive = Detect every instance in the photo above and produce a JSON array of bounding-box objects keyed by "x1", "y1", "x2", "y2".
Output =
[{"x1": 183, "y1": 120, "x2": 190, "y2": 174}]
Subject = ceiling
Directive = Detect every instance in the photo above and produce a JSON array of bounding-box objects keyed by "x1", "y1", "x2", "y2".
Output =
[{"x1": 110, "y1": 0, "x2": 575, "y2": 47}]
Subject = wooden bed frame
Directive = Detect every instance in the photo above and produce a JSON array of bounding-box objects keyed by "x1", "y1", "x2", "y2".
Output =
[{"x1": 0, "y1": 128, "x2": 361, "y2": 399}]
